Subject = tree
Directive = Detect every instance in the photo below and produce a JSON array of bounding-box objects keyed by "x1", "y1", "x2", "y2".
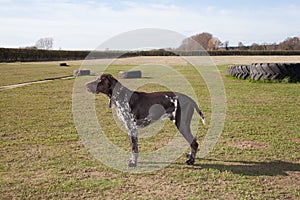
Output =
[
  {"x1": 250, "y1": 43, "x2": 263, "y2": 50},
  {"x1": 207, "y1": 37, "x2": 222, "y2": 50},
  {"x1": 178, "y1": 32, "x2": 213, "y2": 51},
  {"x1": 279, "y1": 37, "x2": 300, "y2": 50},
  {"x1": 35, "y1": 37, "x2": 53, "y2": 50},
  {"x1": 250, "y1": 42, "x2": 278, "y2": 51},
  {"x1": 223, "y1": 41, "x2": 229, "y2": 50},
  {"x1": 238, "y1": 42, "x2": 247, "y2": 50},
  {"x1": 266, "y1": 43, "x2": 277, "y2": 50},
  {"x1": 192, "y1": 32, "x2": 213, "y2": 50}
]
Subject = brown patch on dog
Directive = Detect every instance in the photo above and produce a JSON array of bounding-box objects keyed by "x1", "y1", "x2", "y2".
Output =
[{"x1": 228, "y1": 140, "x2": 268, "y2": 149}]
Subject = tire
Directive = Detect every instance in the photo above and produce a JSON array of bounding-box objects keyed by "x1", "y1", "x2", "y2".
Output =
[
  {"x1": 250, "y1": 63, "x2": 300, "y2": 82},
  {"x1": 119, "y1": 70, "x2": 142, "y2": 79},
  {"x1": 226, "y1": 65, "x2": 235, "y2": 77},
  {"x1": 236, "y1": 65, "x2": 250, "y2": 79},
  {"x1": 226, "y1": 65, "x2": 250, "y2": 79}
]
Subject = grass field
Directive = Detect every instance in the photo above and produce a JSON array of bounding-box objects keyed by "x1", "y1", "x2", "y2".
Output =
[{"x1": 1, "y1": 57, "x2": 300, "y2": 199}]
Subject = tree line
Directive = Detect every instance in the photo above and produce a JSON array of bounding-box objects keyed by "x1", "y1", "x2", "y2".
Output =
[
  {"x1": 1, "y1": 48, "x2": 300, "y2": 63},
  {"x1": 177, "y1": 32, "x2": 300, "y2": 51},
  {"x1": 1, "y1": 33, "x2": 300, "y2": 62},
  {"x1": 28, "y1": 33, "x2": 300, "y2": 52}
]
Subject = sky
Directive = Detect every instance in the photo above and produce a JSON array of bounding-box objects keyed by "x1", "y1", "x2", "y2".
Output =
[{"x1": 0, "y1": 0, "x2": 299, "y2": 50}]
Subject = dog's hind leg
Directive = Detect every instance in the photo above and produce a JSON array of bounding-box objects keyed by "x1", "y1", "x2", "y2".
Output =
[
  {"x1": 177, "y1": 124, "x2": 199, "y2": 165},
  {"x1": 175, "y1": 104, "x2": 198, "y2": 165},
  {"x1": 187, "y1": 138, "x2": 199, "y2": 165}
]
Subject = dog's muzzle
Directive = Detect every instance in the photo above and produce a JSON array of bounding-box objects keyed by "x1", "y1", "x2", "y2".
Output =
[{"x1": 85, "y1": 81, "x2": 99, "y2": 94}]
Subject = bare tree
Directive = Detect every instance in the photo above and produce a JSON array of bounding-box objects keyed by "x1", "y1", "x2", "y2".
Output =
[
  {"x1": 238, "y1": 42, "x2": 246, "y2": 50},
  {"x1": 223, "y1": 41, "x2": 229, "y2": 50},
  {"x1": 279, "y1": 37, "x2": 300, "y2": 50},
  {"x1": 193, "y1": 32, "x2": 213, "y2": 50},
  {"x1": 266, "y1": 43, "x2": 278, "y2": 50},
  {"x1": 250, "y1": 42, "x2": 278, "y2": 51},
  {"x1": 35, "y1": 37, "x2": 53, "y2": 50},
  {"x1": 207, "y1": 37, "x2": 222, "y2": 50},
  {"x1": 178, "y1": 32, "x2": 213, "y2": 51},
  {"x1": 250, "y1": 43, "x2": 263, "y2": 50}
]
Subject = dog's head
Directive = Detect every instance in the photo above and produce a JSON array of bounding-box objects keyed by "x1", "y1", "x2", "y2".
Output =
[{"x1": 86, "y1": 74, "x2": 118, "y2": 97}]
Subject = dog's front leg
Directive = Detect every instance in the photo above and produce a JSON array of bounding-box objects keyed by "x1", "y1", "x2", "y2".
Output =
[{"x1": 128, "y1": 130, "x2": 138, "y2": 168}]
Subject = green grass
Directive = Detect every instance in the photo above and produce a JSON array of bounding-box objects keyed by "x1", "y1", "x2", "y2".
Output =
[
  {"x1": 227, "y1": 75, "x2": 298, "y2": 83},
  {"x1": 0, "y1": 62, "x2": 79, "y2": 86},
  {"x1": 0, "y1": 62, "x2": 299, "y2": 199}
]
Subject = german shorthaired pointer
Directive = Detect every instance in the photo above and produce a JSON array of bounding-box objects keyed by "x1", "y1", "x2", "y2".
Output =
[{"x1": 86, "y1": 74, "x2": 205, "y2": 167}]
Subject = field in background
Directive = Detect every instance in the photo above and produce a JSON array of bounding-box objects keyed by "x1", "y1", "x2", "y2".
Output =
[
  {"x1": 0, "y1": 56, "x2": 300, "y2": 199},
  {"x1": 31, "y1": 55, "x2": 300, "y2": 67}
]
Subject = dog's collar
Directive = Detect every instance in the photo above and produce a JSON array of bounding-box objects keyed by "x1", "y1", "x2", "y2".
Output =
[{"x1": 109, "y1": 99, "x2": 112, "y2": 108}]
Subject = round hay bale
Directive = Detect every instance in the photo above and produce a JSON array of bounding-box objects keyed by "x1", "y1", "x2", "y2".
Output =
[{"x1": 119, "y1": 70, "x2": 142, "y2": 79}]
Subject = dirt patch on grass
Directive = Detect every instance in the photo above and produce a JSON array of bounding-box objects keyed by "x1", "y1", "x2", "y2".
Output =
[
  {"x1": 260, "y1": 171, "x2": 300, "y2": 198},
  {"x1": 271, "y1": 171, "x2": 300, "y2": 188},
  {"x1": 228, "y1": 140, "x2": 269, "y2": 149},
  {"x1": 292, "y1": 138, "x2": 300, "y2": 143}
]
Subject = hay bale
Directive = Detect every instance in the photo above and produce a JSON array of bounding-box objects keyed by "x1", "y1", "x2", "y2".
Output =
[
  {"x1": 59, "y1": 62, "x2": 69, "y2": 66},
  {"x1": 119, "y1": 70, "x2": 142, "y2": 79},
  {"x1": 74, "y1": 69, "x2": 90, "y2": 76}
]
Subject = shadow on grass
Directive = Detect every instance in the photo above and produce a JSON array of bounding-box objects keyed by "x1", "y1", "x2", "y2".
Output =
[{"x1": 191, "y1": 159, "x2": 300, "y2": 176}]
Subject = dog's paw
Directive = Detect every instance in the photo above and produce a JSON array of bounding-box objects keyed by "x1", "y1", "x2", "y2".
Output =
[
  {"x1": 128, "y1": 159, "x2": 137, "y2": 168},
  {"x1": 186, "y1": 153, "x2": 191, "y2": 158},
  {"x1": 186, "y1": 158, "x2": 195, "y2": 165},
  {"x1": 128, "y1": 162, "x2": 137, "y2": 168}
]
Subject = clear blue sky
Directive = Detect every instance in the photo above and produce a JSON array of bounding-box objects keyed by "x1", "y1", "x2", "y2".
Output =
[{"x1": 0, "y1": 0, "x2": 299, "y2": 50}]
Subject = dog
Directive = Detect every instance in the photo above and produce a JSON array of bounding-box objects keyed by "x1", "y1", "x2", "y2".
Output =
[{"x1": 86, "y1": 73, "x2": 205, "y2": 167}]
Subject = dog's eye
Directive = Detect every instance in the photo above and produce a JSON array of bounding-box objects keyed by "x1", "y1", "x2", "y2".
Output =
[{"x1": 98, "y1": 77, "x2": 105, "y2": 83}]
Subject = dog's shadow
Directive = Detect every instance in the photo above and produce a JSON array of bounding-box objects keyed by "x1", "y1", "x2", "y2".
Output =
[
  {"x1": 138, "y1": 159, "x2": 300, "y2": 176},
  {"x1": 121, "y1": 77, "x2": 153, "y2": 80},
  {"x1": 190, "y1": 159, "x2": 300, "y2": 176}
]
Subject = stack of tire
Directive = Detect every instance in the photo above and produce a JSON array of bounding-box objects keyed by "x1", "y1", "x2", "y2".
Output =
[
  {"x1": 227, "y1": 65, "x2": 250, "y2": 79},
  {"x1": 227, "y1": 63, "x2": 300, "y2": 82}
]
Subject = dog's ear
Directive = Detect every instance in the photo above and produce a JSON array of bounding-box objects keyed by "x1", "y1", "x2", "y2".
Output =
[
  {"x1": 100, "y1": 73, "x2": 113, "y2": 81},
  {"x1": 107, "y1": 74, "x2": 117, "y2": 82}
]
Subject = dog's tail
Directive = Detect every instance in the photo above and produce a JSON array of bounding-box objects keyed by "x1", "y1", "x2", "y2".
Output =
[{"x1": 195, "y1": 103, "x2": 206, "y2": 125}]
